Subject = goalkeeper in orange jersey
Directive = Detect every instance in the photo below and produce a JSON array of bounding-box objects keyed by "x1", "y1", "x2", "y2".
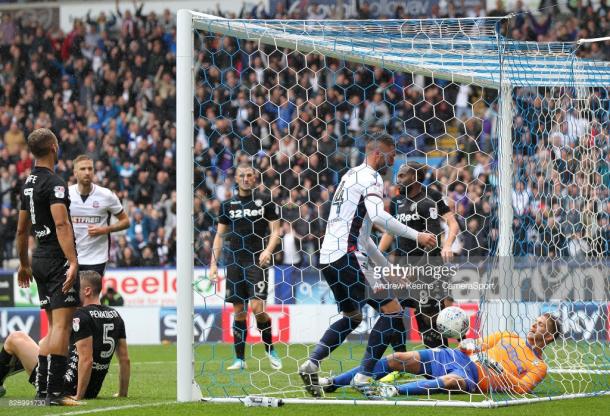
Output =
[{"x1": 319, "y1": 313, "x2": 561, "y2": 398}]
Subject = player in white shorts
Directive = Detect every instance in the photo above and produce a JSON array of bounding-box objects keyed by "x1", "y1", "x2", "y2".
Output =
[{"x1": 69, "y1": 155, "x2": 130, "y2": 277}]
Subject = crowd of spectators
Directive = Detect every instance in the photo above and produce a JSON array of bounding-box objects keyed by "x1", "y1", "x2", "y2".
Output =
[
  {"x1": 0, "y1": 2, "x2": 177, "y2": 267},
  {"x1": 0, "y1": 0, "x2": 608, "y2": 270}
]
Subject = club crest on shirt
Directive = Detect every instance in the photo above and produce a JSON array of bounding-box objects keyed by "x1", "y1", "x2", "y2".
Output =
[
  {"x1": 54, "y1": 186, "x2": 65, "y2": 199},
  {"x1": 73, "y1": 317, "x2": 80, "y2": 332},
  {"x1": 255, "y1": 199, "x2": 263, "y2": 207},
  {"x1": 93, "y1": 200, "x2": 100, "y2": 208}
]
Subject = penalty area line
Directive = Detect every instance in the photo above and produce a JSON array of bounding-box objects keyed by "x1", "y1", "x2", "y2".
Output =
[{"x1": 46, "y1": 401, "x2": 177, "y2": 416}]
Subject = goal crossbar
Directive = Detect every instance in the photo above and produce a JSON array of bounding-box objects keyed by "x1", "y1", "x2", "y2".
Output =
[{"x1": 189, "y1": 12, "x2": 610, "y2": 88}]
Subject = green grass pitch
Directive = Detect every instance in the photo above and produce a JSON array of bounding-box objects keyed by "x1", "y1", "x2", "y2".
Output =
[{"x1": 0, "y1": 343, "x2": 608, "y2": 415}]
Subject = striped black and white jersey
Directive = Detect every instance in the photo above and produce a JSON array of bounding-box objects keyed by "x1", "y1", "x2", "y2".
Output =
[
  {"x1": 319, "y1": 163, "x2": 385, "y2": 264},
  {"x1": 69, "y1": 184, "x2": 124, "y2": 265}
]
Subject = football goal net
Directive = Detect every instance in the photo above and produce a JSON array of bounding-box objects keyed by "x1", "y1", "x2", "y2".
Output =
[{"x1": 176, "y1": 10, "x2": 610, "y2": 407}]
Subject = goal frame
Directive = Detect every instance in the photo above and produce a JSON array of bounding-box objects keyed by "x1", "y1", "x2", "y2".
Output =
[{"x1": 175, "y1": 9, "x2": 609, "y2": 404}]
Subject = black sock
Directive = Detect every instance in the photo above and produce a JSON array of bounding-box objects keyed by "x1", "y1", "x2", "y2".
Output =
[
  {"x1": 360, "y1": 314, "x2": 402, "y2": 376},
  {"x1": 310, "y1": 316, "x2": 360, "y2": 365},
  {"x1": 36, "y1": 355, "x2": 48, "y2": 396},
  {"x1": 417, "y1": 310, "x2": 446, "y2": 348},
  {"x1": 257, "y1": 319, "x2": 273, "y2": 353},
  {"x1": 390, "y1": 316, "x2": 407, "y2": 353},
  {"x1": 47, "y1": 355, "x2": 67, "y2": 397},
  {"x1": 233, "y1": 320, "x2": 248, "y2": 360},
  {"x1": 0, "y1": 347, "x2": 13, "y2": 384}
]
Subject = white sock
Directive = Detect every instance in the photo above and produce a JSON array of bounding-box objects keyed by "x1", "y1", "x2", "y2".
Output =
[
  {"x1": 301, "y1": 360, "x2": 319, "y2": 372},
  {"x1": 353, "y1": 373, "x2": 371, "y2": 384}
]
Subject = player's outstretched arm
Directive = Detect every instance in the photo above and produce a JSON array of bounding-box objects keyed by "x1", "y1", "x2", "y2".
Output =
[
  {"x1": 209, "y1": 223, "x2": 228, "y2": 281},
  {"x1": 74, "y1": 337, "x2": 94, "y2": 400},
  {"x1": 115, "y1": 339, "x2": 130, "y2": 397},
  {"x1": 50, "y1": 203, "x2": 78, "y2": 293},
  {"x1": 16, "y1": 210, "x2": 32, "y2": 288}
]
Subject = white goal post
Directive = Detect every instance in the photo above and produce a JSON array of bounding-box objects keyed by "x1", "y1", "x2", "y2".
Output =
[{"x1": 176, "y1": 9, "x2": 610, "y2": 405}]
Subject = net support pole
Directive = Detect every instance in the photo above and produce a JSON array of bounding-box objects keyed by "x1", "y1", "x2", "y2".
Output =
[
  {"x1": 497, "y1": 80, "x2": 514, "y2": 257},
  {"x1": 497, "y1": 80, "x2": 515, "y2": 335},
  {"x1": 176, "y1": 9, "x2": 195, "y2": 403}
]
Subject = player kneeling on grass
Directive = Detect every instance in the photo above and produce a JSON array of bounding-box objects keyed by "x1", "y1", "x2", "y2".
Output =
[
  {"x1": 0, "y1": 270, "x2": 130, "y2": 401},
  {"x1": 320, "y1": 314, "x2": 560, "y2": 399}
]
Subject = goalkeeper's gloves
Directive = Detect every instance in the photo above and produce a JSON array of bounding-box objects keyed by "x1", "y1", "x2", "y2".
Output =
[
  {"x1": 458, "y1": 339, "x2": 480, "y2": 354},
  {"x1": 478, "y1": 356, "x2": 504, "y2": 374}
]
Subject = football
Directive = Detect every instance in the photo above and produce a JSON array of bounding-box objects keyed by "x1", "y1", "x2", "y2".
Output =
[{"x1": 436, "y1": 306, "x2": 470, "y2": 339}]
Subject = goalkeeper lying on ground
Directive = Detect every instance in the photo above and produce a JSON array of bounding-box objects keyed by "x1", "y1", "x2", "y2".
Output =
[{"x1": 320, "y1": 313, "x2": 561, "y2": 398}]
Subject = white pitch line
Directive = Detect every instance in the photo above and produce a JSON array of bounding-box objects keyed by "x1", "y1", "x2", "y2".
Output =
[
  {"x1": 109, "y1": 361, "x2": 176, "y2": 366},
  {"x1": 46, "y1": 400, "x2": 176, "y2": 416}
]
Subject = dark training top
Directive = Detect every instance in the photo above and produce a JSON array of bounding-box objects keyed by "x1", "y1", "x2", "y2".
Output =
[
  {"x1": 66, "y1": 304, "x2": 127, "y2": 399},
  {"x1": 390, "y1": 187, "x2": 450, "y2": 257},
  {"x1": 20, "y1": 166, "x2": 71, "y2": 258},
  {"x1": 218, "y1": 190, "x2": 279, "y2": 263}
]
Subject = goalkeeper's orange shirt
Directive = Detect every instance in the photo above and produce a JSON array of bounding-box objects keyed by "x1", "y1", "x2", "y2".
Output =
[{"x1": 473, "y1": 331, "x2": 548, "y2": 394}]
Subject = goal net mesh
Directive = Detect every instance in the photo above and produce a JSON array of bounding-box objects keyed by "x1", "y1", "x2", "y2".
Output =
[{"x1": 187, "y1": 15, "x2": 610, "y2": 405}]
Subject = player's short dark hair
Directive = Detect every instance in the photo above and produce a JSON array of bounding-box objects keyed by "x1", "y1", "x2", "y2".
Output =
[
  {"x1": 27, "y1": 128, "x2": 58, "y2": 158},
  {"x1": 235, "y1": 163, "x2": 258, "y2": 176},
  {"x1": 403, "y1": 161, "x2": 428, "y2": 184},
  {"x1": 80, "y1": 270, "x2": 103, "y2": 296},
  {"x1": 73, "y1": 154, "x2": 93, "y2": 166},
  {"x1": 543, "y1": 313, "x2": 562, "y2": 340},
  {"x1": 365, "y1": 133, "x2": 395, "y2": 152}
]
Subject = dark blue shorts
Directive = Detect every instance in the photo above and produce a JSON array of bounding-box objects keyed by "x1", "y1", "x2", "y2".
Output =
[
  {"x1": 321, "y1": 253, "x2": 392, "y2": 313},
  {"x1": 417, "y1": 348, "x2": 479, "y2": 393}
]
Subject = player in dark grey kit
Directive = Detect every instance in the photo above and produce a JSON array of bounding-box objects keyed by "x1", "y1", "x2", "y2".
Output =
[
  {"x1": 15, "y1": 128, "x2": 80, "y2": 405},
  {"x1": 0, "y1": 270, "x2": 130, "y2": 400},
  {"x1": 379, "y1": 162, "x2": 460, "y2": 349},
  {"x1": 210, "y1": 164, "x2": 282, "y2": 371}
]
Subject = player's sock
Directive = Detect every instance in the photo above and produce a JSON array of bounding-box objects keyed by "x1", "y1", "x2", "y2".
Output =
[
  {"x1": 360, "y1": 313, "x2": 402, "y2": 376},
  {"x1": 35, "y1": 355, "x2": 49, "y2": 396},
  {"x1": 233, "y1": 319, "x2": 248, "y2": 360},
  {"x1": 256, "y1": 319, "x2": 273, "y2": 353},
  {"x1": 396, "y1": 378, "x2": 445, "y2": 396},
  {"x1": 47, "y1": 354, "x2": 68, "y2": 398},
  {"x1": 333, "y1": 358, "x2": 392, "y2": 387},
  {"x1": 309, "y1": 316, "x2": 360, "y2": 366},
  {"x1": 390, "y1": 315, "x2": 407, "y2": 352},
  {"x1": 0, "y1": 347, "x2": 13, "y2": 384}
]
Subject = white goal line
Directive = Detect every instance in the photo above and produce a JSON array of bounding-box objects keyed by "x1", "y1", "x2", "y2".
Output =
[
  {"x1": 549, "y1": 368, "x2": 610, "y2": 375},
  {"x1": 201, "y1": 391, "x2": 610, "y2": 408}
]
